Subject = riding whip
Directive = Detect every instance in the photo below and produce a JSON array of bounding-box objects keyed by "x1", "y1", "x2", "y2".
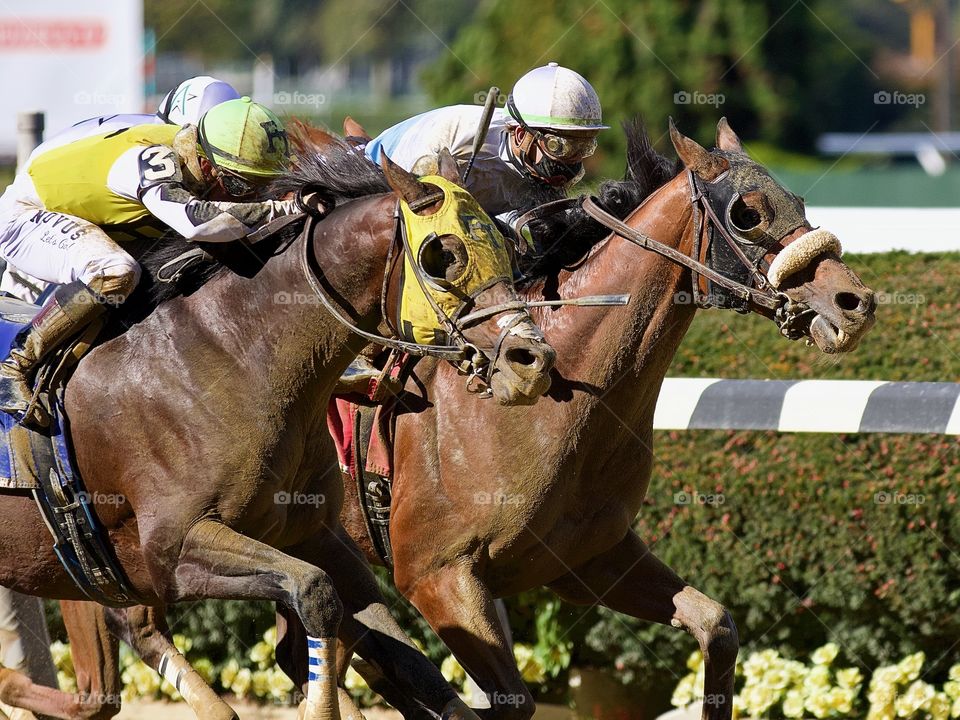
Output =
[{"x1": 461, "y1": 86, "x2": 499, "y2": 184}]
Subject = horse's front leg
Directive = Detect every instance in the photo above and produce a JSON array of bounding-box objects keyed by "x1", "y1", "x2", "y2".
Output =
[
  {"x1": 171, "y1": 519, "x2": 343, "y2": 720},
  {"x1": 277, "y1": 527, "x2": 478, "y2": 720},
  {"x1": 397, "y1": 561, "x2": 534, "y2": 720},
  {"x1": 548, "y1": 530, "x2": 738, "y2": 720},
  {"x1": 102, "y1": 604, "x2": 238, "y2": 720}
]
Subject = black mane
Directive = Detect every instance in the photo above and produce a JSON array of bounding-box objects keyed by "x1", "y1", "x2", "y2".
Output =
[
  {"x1": 121, "y1": 132, "x2": 389, "y2": 322},
  {"x1": 519, "y1": 117, "x2": 681, "y2": 282}
]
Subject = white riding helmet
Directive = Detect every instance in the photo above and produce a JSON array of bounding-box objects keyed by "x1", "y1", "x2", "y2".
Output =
[
  {"x1": 507, "y1": 62, "x2": 608, "y2": 132},
  {"x1": 157, "y1": 76, "x2": 241, "y2": 126}
]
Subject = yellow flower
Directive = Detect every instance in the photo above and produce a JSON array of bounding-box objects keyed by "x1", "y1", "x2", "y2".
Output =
[
  {"x1": 837, "y1": 667, "x2": 864, "y2": 690},
  {"x1": 344, "y1": 665, "x2": 369, "y2": 692},
  {"x1": 172, "y1": 633, "x2": 192, "y2": 654},
  {"x1": 896, "y1": 653, "x2": 926, "y2": 684},
  {"x1": 672, "y1": 673, "x2": 697, "y2": 708},
  {"x1": 267, "y1": 666, "x2": 295, "y2": 700},
  {"x1": 804, "y1": 665, "x2": 832, "y2": 691},
  {"x1": 783, "y1": 689, "x2": 805, "y2": 718},
  {"x1": 230, "y1": 667, "x2": 252, "y2": 698},
  {"x1": 440, "y1": 655, "x2": 466, "y2": 687},
  {"x1": 687, "y1": 650, "x2": 704, "y2": 672},
  {"x1": 251, "y1": 669, "x2": 271, "y2": 698},
  {"x1": 951, "y1": 665, "x2": 960, "y2": 683},
  {"x1": 812, "y1": 643, "x2": 841, "y2": 666},
  {"x1": 249, "y1": 640, "x2": 274, "y2": 669},
  {"x1": 944, "y1": 681, "x2": 960, "y2": 701},
  {"x1": 220, "y1": 658, "x2": 240, "y2": 689},
  {"x1": 894, "y1": 679, "x2": 935, "y2": 717},
  {"x1": 193, "y1": 657, "x2": 215, "y2": 686},
  {"x1": 950, "y1": 696, "x2": 960, "y2": 719},
  {"x1": 741, "y1": 684, "x2": 778, "y2": 717},
  {"x1": 744, "y1": 650, "x2": 781, "y2": 681},
  {"x1": 928, "y1": 692, "x2": 951, "y2": 720},
  {"x1": 762, "y1": 666, "x2": 791, "y2": 690},
  {"x1": 514, "y1": 644, "x2": 547, "y2": 684},
  {"x1": 805, "y1": 691, "x2": 833, "y2": 719},
  {"x1": 263, "y1": 626, "x2": 278, "y2": 646}
]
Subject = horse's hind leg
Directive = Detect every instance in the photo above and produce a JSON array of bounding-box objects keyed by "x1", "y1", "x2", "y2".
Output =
[
  {"x1": 174, "y1": 519, "x2": 343, "y2": 720},
  {"x1": 102, "y1": 604, "x2": 238, "y2": 720},
  {"x1": 548, "y1": 530, "x2": 738, "y2": 720},
  {"x1": 0, "y1": 599, "x2": 120, "y2": 720}
]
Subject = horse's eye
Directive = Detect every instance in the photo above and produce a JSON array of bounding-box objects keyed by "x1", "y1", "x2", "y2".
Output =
[
  {"x1": 418, "y1": 233, "x2": 468, "y2": 284},
  {"x1": 729, "y1": 196, "x2": 763, "y2": 232}
]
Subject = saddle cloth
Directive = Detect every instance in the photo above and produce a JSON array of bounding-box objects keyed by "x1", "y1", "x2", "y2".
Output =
[
  {"x1": 326, "y1": 358, "x2": 410, "y2": 566},
  {"x1": 0, "y1": 294, "x2": 138, "y2": 606}
]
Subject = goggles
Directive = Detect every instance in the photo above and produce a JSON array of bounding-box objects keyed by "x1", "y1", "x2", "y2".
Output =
[{"x1": 506, "y1": 94, "x2": 598, "y2": 161}]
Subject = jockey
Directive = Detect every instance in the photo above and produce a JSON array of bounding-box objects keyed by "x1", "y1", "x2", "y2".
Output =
[
  {"x1": 338, "y1": 63, "x2": 606, "y2": 392},
  {"x1": 365, "y1": 62, "x2": 607, "y2": 248},
  {"x1": 2, "y1": 76, "x2": 241, "y2": 300},
  {"x1": 0, "y1": 97, "x2": 298, "y2": 426}
]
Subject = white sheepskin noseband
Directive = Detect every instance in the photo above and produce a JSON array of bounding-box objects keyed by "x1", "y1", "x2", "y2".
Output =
[{"x1": 767, "y1": 229, "x2": 842, "y2": 289}]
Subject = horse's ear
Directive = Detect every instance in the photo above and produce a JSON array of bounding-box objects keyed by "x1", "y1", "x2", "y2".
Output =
[
  {"x1": 716, "y1": 117, "x2": 744, "y2": 154},
  {"x1": 436, "y1": 148, "x2": 462, "y2": 186},
  {"x1": 669, "y1": 117, "x2": 729, "y2": 181},
  {"x1": 343, "y1": 115, "x2": 371, "y2": 141},
  {"x1": 380, "y1": 152, "x2": 429, "y2": 205}
]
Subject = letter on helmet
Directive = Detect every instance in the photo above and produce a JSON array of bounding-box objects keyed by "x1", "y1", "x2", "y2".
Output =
[
  {"x1": 158, "y1": 76, "x2": 241, "y2": 126},
  {"x1": 196, "y1": 97, "x2": 291, "y2": 178}
]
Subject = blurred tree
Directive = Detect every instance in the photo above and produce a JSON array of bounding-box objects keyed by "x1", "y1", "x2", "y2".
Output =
[{"x1": 421, "y1": 0, "x2": 892, "y2": 155}]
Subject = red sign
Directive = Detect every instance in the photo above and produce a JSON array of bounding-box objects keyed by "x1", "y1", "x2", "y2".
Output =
[{"x1": 0, "y1": 19, "x2": 107, "y2": 50}]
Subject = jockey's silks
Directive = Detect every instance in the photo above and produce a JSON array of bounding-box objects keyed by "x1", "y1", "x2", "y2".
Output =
[
  {"x1": 28, "y1": 124, "x2": 179, "y2": 226},
  {"x1": 397, "y1": 175, "x2": 513, "y2": 345}
]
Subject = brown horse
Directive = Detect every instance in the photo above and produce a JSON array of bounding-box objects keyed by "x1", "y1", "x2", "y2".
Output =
[
  {"x1": 322, "y1": 118, "x2": 876, "y2": 720},
  {"x1": 6, "y1": 118, "x2": 876, "y2": 720},
  {"x1": 0, "y1": 137, "x2": 555, "y2": 720}
]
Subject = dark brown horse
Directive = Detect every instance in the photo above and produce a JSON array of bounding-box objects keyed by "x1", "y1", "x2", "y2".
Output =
[
  {"x1": 323, "y1": 118, "x2": 876, "y2": 720},
  {"x1": 0, "y1": 137, "x2": 555, "y2": 720}
]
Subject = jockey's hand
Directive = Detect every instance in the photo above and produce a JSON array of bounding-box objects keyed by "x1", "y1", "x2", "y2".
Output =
[{"x1": 295, "y1": 186, "x2": 334, "y2": 217}]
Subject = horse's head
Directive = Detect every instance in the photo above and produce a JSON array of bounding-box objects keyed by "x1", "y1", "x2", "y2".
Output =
[
  {"x1": 380, "y1": 149, "x2": 556, "y2": 404},
  {"x1": 669, "y1": 118, "x2": 876, "y2": 353}
]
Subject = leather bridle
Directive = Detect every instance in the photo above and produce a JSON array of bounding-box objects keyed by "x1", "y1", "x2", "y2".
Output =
[
  {"x1": 299, "y1": 194, "x2": 544, "y2": 394},
  {"x1": 582, "y1": 169, "x2": 817, "y2": 341}
]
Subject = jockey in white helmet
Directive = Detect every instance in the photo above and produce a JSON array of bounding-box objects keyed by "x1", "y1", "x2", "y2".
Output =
[
  {"x1": 344, "y1": 64, "x2": 606, "y2": 391},
  {"x1": 364, "y1": 62, "x2": 607, "y2": 234}
]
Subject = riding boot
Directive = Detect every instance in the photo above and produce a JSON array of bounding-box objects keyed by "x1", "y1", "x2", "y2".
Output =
[
  {"x1": 0, "y1": 281, "x2": 107, "y2": 428},
  {"x1": 334, "y1": 344, "x2": 402, "y2": 397}
]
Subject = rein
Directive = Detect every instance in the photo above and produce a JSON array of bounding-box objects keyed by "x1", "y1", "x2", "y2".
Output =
[{"x1": 581, "y1": 170, "x2": 818, "y2": 340}]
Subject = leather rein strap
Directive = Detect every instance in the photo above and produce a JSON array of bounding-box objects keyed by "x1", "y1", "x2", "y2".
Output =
[{"x1": 581, "y1": 186, "x2": 782, "y2": 311}]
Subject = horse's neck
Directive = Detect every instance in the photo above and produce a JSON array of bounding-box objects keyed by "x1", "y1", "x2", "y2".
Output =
[
  {"x1": 149, "y1": 196, "x2": 394, "y2": 413},
  {"x1": 544, "y1": 173, "x2": 699, "y2": 426}
]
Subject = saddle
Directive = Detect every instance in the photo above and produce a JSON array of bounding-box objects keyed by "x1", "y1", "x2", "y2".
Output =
[
  {"x1": 0, "y1": 296, "x2": 139, "y2": 606},
  {"x1": 326, "y1": 353, "x2": 415, "y2": 568}
]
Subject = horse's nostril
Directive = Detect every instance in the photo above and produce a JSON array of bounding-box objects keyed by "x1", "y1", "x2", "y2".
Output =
[
  {"x1": 836, "y1": 291, "x2": 867, "y2": 313},
  {"x1": 506, "y1": 347, "x2": 539, "y2": 368}
]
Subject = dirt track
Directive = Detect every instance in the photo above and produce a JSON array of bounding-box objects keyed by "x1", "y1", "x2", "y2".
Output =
[{"x1": 115, "y1": 699, "x2": 402, "y2": 719}]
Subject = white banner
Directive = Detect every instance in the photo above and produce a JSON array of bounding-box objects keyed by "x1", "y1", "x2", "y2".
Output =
[{"x1": 0, "y1": 0, "x2": 144, "y2": 156}]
